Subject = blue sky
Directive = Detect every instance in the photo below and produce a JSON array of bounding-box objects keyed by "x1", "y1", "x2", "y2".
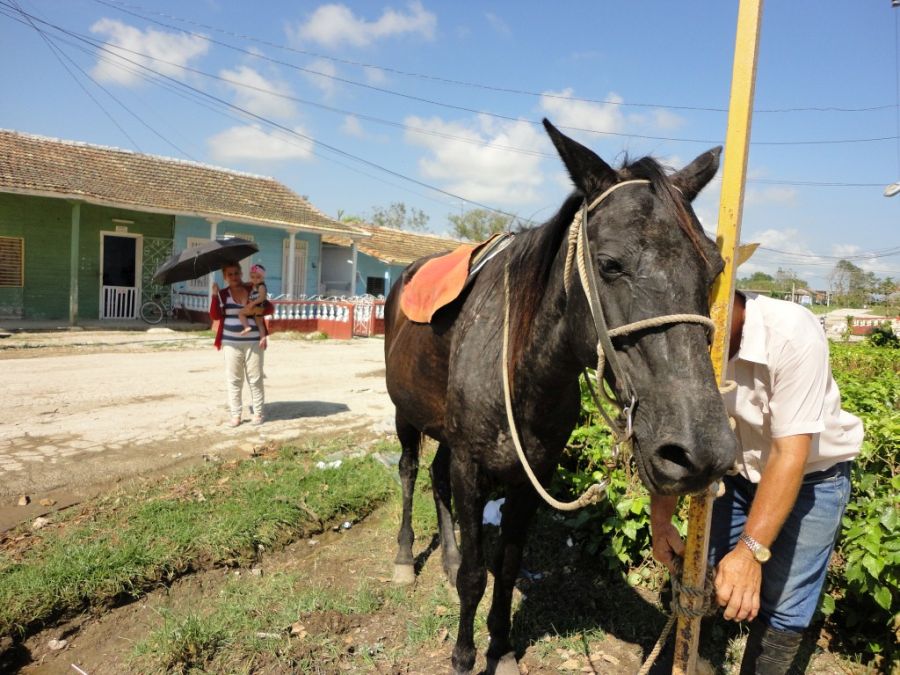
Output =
[{"x1": 2, "y1": 1, "x2": 898, "y2": 289}]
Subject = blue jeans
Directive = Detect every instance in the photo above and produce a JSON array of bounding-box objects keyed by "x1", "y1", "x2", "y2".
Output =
[{"x1": 708, "y1": 462, "x2": 851, "y2": 632}]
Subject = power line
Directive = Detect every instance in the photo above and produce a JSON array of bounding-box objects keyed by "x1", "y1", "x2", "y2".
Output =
[
  {"x1": 2, "y1": 2, "x2": 142, "y2": 151},
  {"x1": 93, "y1": 0, "x2": 899, "y2": 117},
  {"x1": 2, "y1": 5, "x2": 524, "y2": 219},
  {"x1": 55, "y1": 1, "x2": 898, "y2": 147}
]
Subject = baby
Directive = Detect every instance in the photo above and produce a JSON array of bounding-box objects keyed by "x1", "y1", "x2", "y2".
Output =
[{"x1": 239, "y1": 263, "x2": 269, "y2": 340}]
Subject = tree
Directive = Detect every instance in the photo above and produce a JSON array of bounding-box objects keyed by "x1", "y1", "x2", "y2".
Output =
[
  {"x1": 448, "y1": 209, "x2": 517, "y2": 241},
  {"x1": 370, "y1": 202, "x2": 429, "y2": 232},
  {"x1": 830, "y1": 259, "x2": 876, "y2": 307},
  {"x1": 336, "y1": 209, "x2": 365, "y2": 224}
]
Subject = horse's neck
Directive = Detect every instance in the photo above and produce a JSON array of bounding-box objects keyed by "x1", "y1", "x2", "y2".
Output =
[{"x1": 514, "y1": 242, "x2": 585, "y2": 395}]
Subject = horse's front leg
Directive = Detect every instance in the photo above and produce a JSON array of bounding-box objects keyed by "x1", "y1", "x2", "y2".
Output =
[
  {"x1": 392, "y1": 414, "x2": 421, "y2": 585},
  {"x1": 485, "y1": 485, "x2": 539, "y2": 675},
  {"x1": 450, "y1": 454, "x2": 489, "y2": 675},
  {"x1": 431, "y1": 442, "x2": 461, "y2": 586}
]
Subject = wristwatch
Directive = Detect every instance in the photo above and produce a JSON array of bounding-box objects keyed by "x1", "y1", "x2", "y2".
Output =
[{"x1": 739, "y1": 532, "x2": 772, "y2": 563}]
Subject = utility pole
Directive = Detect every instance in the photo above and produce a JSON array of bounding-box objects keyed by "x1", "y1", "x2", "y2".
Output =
[{"x1": 673, "y1": 0, "x2": 764, "y2": 672}]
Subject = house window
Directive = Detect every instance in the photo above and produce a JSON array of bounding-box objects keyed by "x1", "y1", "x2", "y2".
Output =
[
  {"x1": 0, "y1": 236, "x2": 24, "y2": 287},
  {"x1": 282, "y1": 239, "x2": 309, "y2": 297},
  {"x1": 366, "y1": 276, "x2": 385, "y2": 296}
]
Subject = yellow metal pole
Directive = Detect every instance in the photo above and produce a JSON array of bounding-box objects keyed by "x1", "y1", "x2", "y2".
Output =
[{"x1": 672, "y1": 1, "x2": 764, "y2": 673}]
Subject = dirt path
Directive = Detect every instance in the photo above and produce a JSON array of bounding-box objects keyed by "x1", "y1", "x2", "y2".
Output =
[{"x1": 0, "y1": 330, "x2": 393, "y2": 531}]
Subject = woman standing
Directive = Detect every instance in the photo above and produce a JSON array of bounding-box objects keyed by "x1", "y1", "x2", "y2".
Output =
[{"x1": 209, "y1": 261, "x2": 266, "y2": 426}]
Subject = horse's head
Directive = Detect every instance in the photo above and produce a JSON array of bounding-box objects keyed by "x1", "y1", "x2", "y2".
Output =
[{"x1": 544, "y1": 119, "x2": 736, "y2": 496}]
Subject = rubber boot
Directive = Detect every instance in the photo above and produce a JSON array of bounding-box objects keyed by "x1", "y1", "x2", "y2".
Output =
[{"x1": 740, "y1": 622, "x2": 803, "y2": 675}]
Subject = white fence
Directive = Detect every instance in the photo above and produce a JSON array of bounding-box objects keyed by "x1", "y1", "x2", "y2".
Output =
[{"x1": 101, "y1": 286, "x2": 138, "y2": 320}]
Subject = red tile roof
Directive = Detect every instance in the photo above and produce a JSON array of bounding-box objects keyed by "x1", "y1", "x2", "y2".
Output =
[
  {"x1": 0, "y1": 130, "x2": 366, "y2": 236},
  {"x1": 324, "y1": 224, "x2": 461, "y2": 265}
]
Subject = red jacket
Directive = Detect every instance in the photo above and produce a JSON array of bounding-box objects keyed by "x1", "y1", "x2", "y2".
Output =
[
  {"x1": 209, "y1": 283, "x2": 274, "y2": 350},
  {"x1": 208, "y1": 286, "x2": 235, "y2": 350}
]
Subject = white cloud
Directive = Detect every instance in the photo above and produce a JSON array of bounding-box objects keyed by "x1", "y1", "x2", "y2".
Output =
[
  {"x1": 485, "y1": 12, "x2": 511, "y2": 37},
  {"x1": 207, "y1": 125, "x2": 314, "y2": 162},
  {"x1": 363, "y1": 66, "x2": 387, "y2": 85},
  {"x1": 303, "y1": 58, "x2": 339, "y2": 99},
  {"x1": 341, "y1": 115, "x2": 365, "y2": 137},
  {"x1": 90, "y1": 18, "x2": 209, "y2": 86},
  {"x1": 219, "y1": 66, "x2": 296, "y2": 120},
  {"x1": 650, "y1": 109, "x2": 686, "y2": 131},
  {"x1": 831, "y1": 243, "x2": 860, "y2": 258},
  {"x1": 290, "y1": 1, "x2": 436, "y2": 48},
  {"x1": 539, "y1": 88, "x2": 626, "y2": 138},
  {"x1": 404, "y1": 115, "x2": 545, "y2": 205},
  {"x1": 745, "y1": 185, "x2": 798, "y2": 206}
]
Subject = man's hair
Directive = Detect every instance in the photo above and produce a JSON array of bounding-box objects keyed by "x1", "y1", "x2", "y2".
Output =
[{"x1": 221, "y1": 261, "x2": 241, "y2": 273}]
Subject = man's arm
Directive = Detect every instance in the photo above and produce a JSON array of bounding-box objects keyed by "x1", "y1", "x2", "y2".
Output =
[
  {"x1": 714, "y1": 433, "x2": 811, "y2": 622},
  {"x1": 650, "y1": 494, "x2": 683, "y2": 573}
]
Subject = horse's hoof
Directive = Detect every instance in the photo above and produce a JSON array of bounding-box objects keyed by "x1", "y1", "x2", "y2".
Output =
[
  {"x1": 391, "y1": 563, "x2": 416, "y2": 585},
  {"x1": 486, "y1": 651, "x2": 518, "y2": 675}
]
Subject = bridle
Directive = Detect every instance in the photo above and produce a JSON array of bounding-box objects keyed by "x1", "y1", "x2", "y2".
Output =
[{"x1": 502, "y1": 179, "x2": 716, "y2": 510}]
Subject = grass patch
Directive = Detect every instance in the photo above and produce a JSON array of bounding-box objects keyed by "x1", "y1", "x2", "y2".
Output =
[
  {"x1": 133, "y1": 571, "x2": 394, "y2": 673},
  {"x1": 0, "y1": 442, "x2": 395, "y2": 639}
]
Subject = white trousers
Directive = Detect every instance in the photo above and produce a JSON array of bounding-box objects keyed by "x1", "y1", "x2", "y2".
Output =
[{"x1": 223, "y1": 342, "x2": 265, "y2": 418}]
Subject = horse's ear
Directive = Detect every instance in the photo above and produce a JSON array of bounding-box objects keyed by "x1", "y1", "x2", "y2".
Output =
[
  {"x1": 543, "y1": 118, "x2": 616, "y2": 196},
  {"x1": 671, "y1": 146, "x2": 722, "y2": 201}
]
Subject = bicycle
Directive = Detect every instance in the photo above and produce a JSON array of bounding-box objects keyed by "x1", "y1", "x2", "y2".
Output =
[{"x1": 140, "y1": 293, "x2": 180, "y2": 325}]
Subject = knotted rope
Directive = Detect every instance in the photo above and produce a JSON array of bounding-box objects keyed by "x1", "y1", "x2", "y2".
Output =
[
  {"x1": 637, "y1": 556, "x2": 719, "y2": 675},
  {"x1": 501, "y1": 179, "x2": 719, "y2": 512}
]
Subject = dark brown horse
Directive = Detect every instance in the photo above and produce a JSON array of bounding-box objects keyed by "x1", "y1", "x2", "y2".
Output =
[{"x1": 384, "y1": 119, "x2": 736, "y2": 675}]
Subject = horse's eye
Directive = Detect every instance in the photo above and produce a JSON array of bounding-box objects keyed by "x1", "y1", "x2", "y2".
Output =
[{"x1": 597, "y1": 256, "x2": 624, "y2": 279}]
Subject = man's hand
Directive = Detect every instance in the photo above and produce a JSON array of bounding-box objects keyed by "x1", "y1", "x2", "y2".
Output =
[
  {"x1": 212, "y1": 282, "x2": 220, "y2": 294},
  {"x1": 651, "y1": 520, "x2": 685, "y2": 573},
  {"x1": 714, "y1": 545, "x2": 762, "y2": 621},
  {"x1": 650, "y1": 495, "x2": 683, "y2": 573}
]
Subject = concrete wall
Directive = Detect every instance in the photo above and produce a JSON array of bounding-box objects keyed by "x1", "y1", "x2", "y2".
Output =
[
  {"x1": 0, "y1": 193, "x2": 172, "y2": 320},
  {"x1": 174, "y1": 217, "x2": 321, "y2": 297}
]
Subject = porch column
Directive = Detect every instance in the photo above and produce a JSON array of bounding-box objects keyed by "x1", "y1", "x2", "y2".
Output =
[
  {"x1": 350, "y1": 241, "x2": 359, "y2": 296},
  {"x1": 68, "y1": 201, "x2": 81, "y2": 325},
  {"x1": 207, "y1": 219, "x2": 220, "y2": 302},
  {"x1": 286, "y1": 231, "x2": 297, "y2": 299}
]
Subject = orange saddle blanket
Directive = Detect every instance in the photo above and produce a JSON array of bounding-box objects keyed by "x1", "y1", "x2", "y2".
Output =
[{"x1": 400, "y1": 233, "x2": 510, "y2": 323}]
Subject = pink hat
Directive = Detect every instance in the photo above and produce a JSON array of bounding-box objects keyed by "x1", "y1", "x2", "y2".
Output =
[{"x1": 250, "y1": 263, "x2": 266, "y2": 274}]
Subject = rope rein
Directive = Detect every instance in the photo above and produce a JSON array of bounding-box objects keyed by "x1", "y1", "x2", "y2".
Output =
[
  {"x1": 500, "y1": 180, "x2": 735, "y2": 670},
  {"x1": 501, "y1": 179, "x2": 718, "y2": 511},
  {"x1": 636, "y1": 557, "x2": 719, "y2": 675}
]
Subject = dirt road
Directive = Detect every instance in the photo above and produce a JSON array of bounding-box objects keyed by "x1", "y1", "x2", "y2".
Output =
[{"x1": 0, "y1": 330, "x2": 393, "y2": 530}]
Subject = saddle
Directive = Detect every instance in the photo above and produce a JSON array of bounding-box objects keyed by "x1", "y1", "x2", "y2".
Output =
[{"x1": 400, "y1": 232, "x2": 513, "y2": 323}]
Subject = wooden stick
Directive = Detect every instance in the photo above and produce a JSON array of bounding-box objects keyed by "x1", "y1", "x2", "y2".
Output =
[{"x1": 672, "y1": 1, "x2": 764, "y2": 673}]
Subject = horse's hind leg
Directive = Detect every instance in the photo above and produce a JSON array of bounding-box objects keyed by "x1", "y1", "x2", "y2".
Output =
[
  {"x1": 392, "y1": 414, "x2": 421, "y2": 585},
  {"x1": 431, "y1": 443, "x2": 461, "y2": 586},
  {"x1": 485, "y1": 486, "x2": 539, "y2": 674},
  {"x1": 450, "y1": 455, "x2": 489, "y2": 675}
]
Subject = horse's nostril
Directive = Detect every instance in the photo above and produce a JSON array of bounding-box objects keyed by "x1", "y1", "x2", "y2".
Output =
[{"x1": 657, "y1": 444, "x2": 692, "y2": 470}]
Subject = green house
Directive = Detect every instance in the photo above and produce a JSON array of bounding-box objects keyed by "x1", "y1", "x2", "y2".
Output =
[{"x1": 0, "y1": 130, "x2": 366, "y2": 323}]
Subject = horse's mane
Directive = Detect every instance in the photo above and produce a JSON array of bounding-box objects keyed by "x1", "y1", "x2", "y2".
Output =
[{"x1": 507, "y1": 156, "x2": 707, "y2": 373}]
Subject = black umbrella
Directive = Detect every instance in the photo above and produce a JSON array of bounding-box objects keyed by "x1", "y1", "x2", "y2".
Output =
[{"x1": 152, "y1": 238, "x2": 259, "y2": 284}]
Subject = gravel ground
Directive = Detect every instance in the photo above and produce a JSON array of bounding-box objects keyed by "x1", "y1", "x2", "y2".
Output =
[{"x1": 0, "y1": 329, "x2": 393, "y2": 531}]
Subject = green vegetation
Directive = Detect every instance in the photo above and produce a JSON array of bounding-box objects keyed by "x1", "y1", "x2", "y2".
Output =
[
  {"x1": 0, "y1": 444, "x2": 395, "y2": 639},
  {"x1": 134, "y1": 574, "x2": 388, "y2": 673},
  {"x1": 558, "y1": 341, "x2": 899, "y2": 666},
  {"x1": 824, "y1": 343, "x2": 899, "y2": 664},
  {"x1": 448, "y1": 208, "x2": 518, "y2": 241}
]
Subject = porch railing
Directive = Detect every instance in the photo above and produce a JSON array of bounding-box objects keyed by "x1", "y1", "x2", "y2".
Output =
[
  {"x1": 101, "y1": 286, "x2": 138, "y2": 320},
  {"x1": 172, "y1": 291, "x2": 387, "y2": 339}
]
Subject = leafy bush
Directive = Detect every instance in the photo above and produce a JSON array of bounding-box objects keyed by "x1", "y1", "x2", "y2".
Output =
[
  {"x1": 559, "y1": 343, "x2": 899, "y2": 664},
  {"x1": 823, "y1": 343, "x2": 899, "y2": 663},
  {"x1": 866, "y1": 323, "x2": 899, "y2": 349}
]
